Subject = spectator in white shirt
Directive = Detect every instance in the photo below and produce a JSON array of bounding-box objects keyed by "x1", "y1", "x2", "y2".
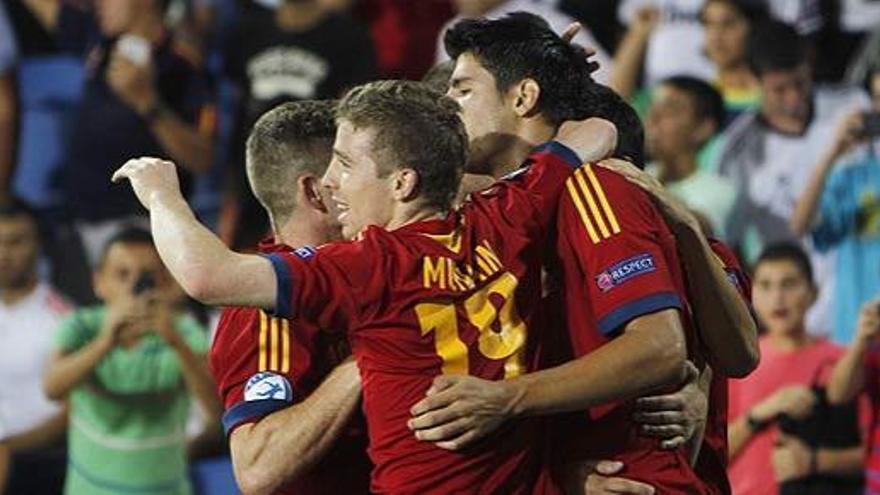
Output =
[
  {"x1": 436, "y1": 0, "x2": 612, "y2": 83},
  {"x1": 0, "y1": 197, "x2": 70, "y2": 494}
]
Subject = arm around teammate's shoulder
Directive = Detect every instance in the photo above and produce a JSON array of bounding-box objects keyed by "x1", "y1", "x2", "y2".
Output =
[{"x1": 229, "y1": 360, "x2": 362, "y2": 495}]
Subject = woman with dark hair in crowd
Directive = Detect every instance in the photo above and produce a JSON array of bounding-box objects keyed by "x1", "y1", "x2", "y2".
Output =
[{"x1": 701, "y1": 0, "x2": 765, "y2": 121}]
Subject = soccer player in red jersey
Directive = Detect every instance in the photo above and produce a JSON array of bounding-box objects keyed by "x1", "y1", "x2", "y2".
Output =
[
  {"x1": 209, "y1": 101, "x2": 372, "y2": 494},
  {"x1": 600, "y1": 158, "x2": 756, "y2": 495},
  {"x1": 407, "y1": 13, "x2": 758, "y2": 494},
  {"x1": 112, "y1": 80, "x2": 617, "y2": 494}
]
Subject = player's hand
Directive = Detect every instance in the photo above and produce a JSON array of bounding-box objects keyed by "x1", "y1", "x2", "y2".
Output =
[
  {"x1": 112, "y1": 157, "x2": 183, "y2": 210},
  {"x1": 561, "y1": 460, "x2": 655, "y2": 495},
  {"x1": 772, "y1": 434, "x2": 813, "y2": 483},
  {"x1": 633, "y1": 362, "x2": 706, "y2": 449},
  {"x1": 585, "y1": 460, "x2": 655, "y2": 495},
  {"x1": 556, "y1": 118, "x2": 618, "y2": 164},
  {"x1": 597, "y1": 158, "x2": 702, "y2": 234},
  {"x1": 408, "y1": 375, "x2": 521, "y2": 450},
  {"x1": 854, "y1": 301, "x2": 880, "y2": 347},
  {"x1": 559, "y1": 22, "x2": 600, "y2": 76}
]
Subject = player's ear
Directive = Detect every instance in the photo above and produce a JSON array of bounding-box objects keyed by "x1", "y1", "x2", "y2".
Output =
[
  {"x1": 392, "y1": 167, "x2": 420, "y2": 202},
  {"x1": 512, "y1": 78, "x2": 541, "y2": 117},
  {"x1": 298, "y1": 174, "x2": 329, "y2": 214}
]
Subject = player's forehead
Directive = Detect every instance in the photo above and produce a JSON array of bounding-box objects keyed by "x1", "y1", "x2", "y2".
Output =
[
  {"x1": 450, "y1": 53, "x2": 495, "y2": 88},
  {"x1": 334, "y1": 120, "x2": 377, "y2": 155}
]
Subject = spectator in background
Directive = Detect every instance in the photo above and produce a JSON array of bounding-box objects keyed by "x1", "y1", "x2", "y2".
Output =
[
  {"x1": 0, "y1": 3, "x2": 15, "y2": 200},
  {"x1": 435, "y1": 0, "x2": 612, "y2": 83},
  {"x1": 790, "y1": 67, "x2": 880, "y2": 344},
  {"x1": 43, "y1": 227, "x2": 220, "y2": 495},
  {"x1": 827, "y1": 299, "x2": 880, "y2": 495},
  {"x1": 616, "y1": 0, "x2": 713, "y2": 91},
  {"x1": 728, "y1": 243, "x2": 863, "y2": 495},
  {"x1": 701, "y1": 0, "x2": 762, "y2": 122},
  {"x1": 717, "y1": 20, "x2": 868, "y2": 337},
  {"x1": 611, "y1": 0, "x2": 763, "y2": 124},
  {"x1": 0, "y1": 198, "x2": 69, "y2": 495},
  {"x1": 221, "y1": 0, "x2": 377, "y2": 250},
  {"x1": 21, "y1": 0, "x2": 215, "y2": 264},
  {"x1": 645, "y1": 75, "x2": 736, "y2": 237},
  {"x1": 318, "y1": 0, "x2": 455, "y2": 80}
]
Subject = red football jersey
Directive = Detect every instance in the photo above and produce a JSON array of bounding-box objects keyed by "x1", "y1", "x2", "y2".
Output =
[
  {"x1": 210, "y1": 240, "x2": 372, "y2": 495},
  {"x1": 693, "y1": 239, "x2": 753, "y2": 495},
  {"x1": 266, "y1": 142, "x2": 581, "y2": 495},
  {"x1": 553, "y1": 164, "x2": 708, "y2": 493}
]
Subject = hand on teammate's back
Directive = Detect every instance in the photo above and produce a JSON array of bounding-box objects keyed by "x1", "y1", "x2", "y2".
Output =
[
  {"x1": 562, "y1": 460, "x2": 655, "y2": 495},
  {"x1": 407, "y1": 375, "x2": 519, "y2": 451},
  {"x1": 632, "y1": 362, "x2": 707, "y2": 450}
]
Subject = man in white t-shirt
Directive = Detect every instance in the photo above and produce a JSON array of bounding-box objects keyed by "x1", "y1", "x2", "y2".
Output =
[
  {"x1": 618, "y1": 0, "x2": 714, "y2": 87},
  {"x1": 0, "y1": 198, "x2": 70, "y2": 493},
  {"x1": 436, "y1": 0, "x2": 612, "y2": 83},
  {"x1": 716, "y1": 20, "x2": 869, "y2": 338}
]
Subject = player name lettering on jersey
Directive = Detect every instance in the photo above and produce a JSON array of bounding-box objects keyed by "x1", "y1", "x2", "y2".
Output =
[{"x1": 422, "y1": 240, "x2": 504, "y2": 291}]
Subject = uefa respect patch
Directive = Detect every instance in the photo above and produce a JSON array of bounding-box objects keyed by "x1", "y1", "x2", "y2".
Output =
[
  {"x1": 595, "y1": 253, "x2": 656, "y2": 292},
  {"x1": 244, "y1": 372, "x2": 293, "y2": 402}
]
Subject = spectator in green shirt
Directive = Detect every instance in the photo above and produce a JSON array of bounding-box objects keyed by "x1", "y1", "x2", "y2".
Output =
[{"x1": 43, "y1": 227, "x2": 220, "y2": 495}]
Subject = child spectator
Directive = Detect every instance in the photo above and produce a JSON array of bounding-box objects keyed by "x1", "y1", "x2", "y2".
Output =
[
  {"x1": 43, "y1": 227, "x2": 220, "y2": 495},
  {"x1": 728, "y1": 243, "x2": 863, "y2": 495}
]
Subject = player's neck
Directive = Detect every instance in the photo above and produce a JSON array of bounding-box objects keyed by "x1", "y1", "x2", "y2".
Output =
[
  {"x1": 386, "y1": 204, "x2": 446, "y2": 232},
  {"x1": 275, "y1": 215, "x2": 337, "y2": 249},
  {"x1": 488, "y1": 122, "x2": 556, "y2": 178},
  {"x1": 0, "y1": 275, "x2": 38, "y2": 306}
]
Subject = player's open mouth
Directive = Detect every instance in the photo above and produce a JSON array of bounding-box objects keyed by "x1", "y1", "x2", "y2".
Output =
[{"x1": 333, "y1": 197, "x2": 350, "y2": 222}]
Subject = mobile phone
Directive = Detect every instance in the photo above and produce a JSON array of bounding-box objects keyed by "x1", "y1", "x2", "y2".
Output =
[
  {"x1": 133, "y1": 272, "x2": 156, "y2": 296},
  {"x1": 116, "y1": 34, "x2": 151, "y2": 67},
  {"x1": 862, "y1": 111, "x2": 880, "y2": 139}
]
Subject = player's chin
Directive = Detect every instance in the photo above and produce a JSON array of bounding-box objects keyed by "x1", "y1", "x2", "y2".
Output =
[{"x1": 340, "y1": 223, "x2": 359, "y2": 241}]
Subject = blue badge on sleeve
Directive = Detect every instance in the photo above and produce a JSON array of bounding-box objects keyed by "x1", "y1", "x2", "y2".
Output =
[
  {"x1": 596, "y1": 253, "x2": 656, "y2": 292},
  {"x1": 244, "y1": 372, "x2": 293, "y2": 402}
]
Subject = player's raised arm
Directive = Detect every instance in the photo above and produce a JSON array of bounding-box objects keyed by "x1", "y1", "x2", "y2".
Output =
[{"x1": 112, "y1": 157, "x2": 277, "y2": 309}]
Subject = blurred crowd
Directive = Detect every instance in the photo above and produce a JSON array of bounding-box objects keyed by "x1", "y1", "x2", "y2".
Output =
[{"x1": 2, "y1": 0, "x2": 880, "y2": 494}]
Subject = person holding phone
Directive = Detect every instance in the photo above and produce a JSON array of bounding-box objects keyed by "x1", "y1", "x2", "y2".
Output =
[
  {"x1": 42, "y1": 227, "x2": 220, "y2": 495},
  {"x1": 827, "y1": 299, "x2": 880, "y2": 494},
  {"x1": 790, "y1": 66, "x2": 880, "y2": 344},
  {"x1": 19, "y1": 0, "x2": 215, "y2": 268}
]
